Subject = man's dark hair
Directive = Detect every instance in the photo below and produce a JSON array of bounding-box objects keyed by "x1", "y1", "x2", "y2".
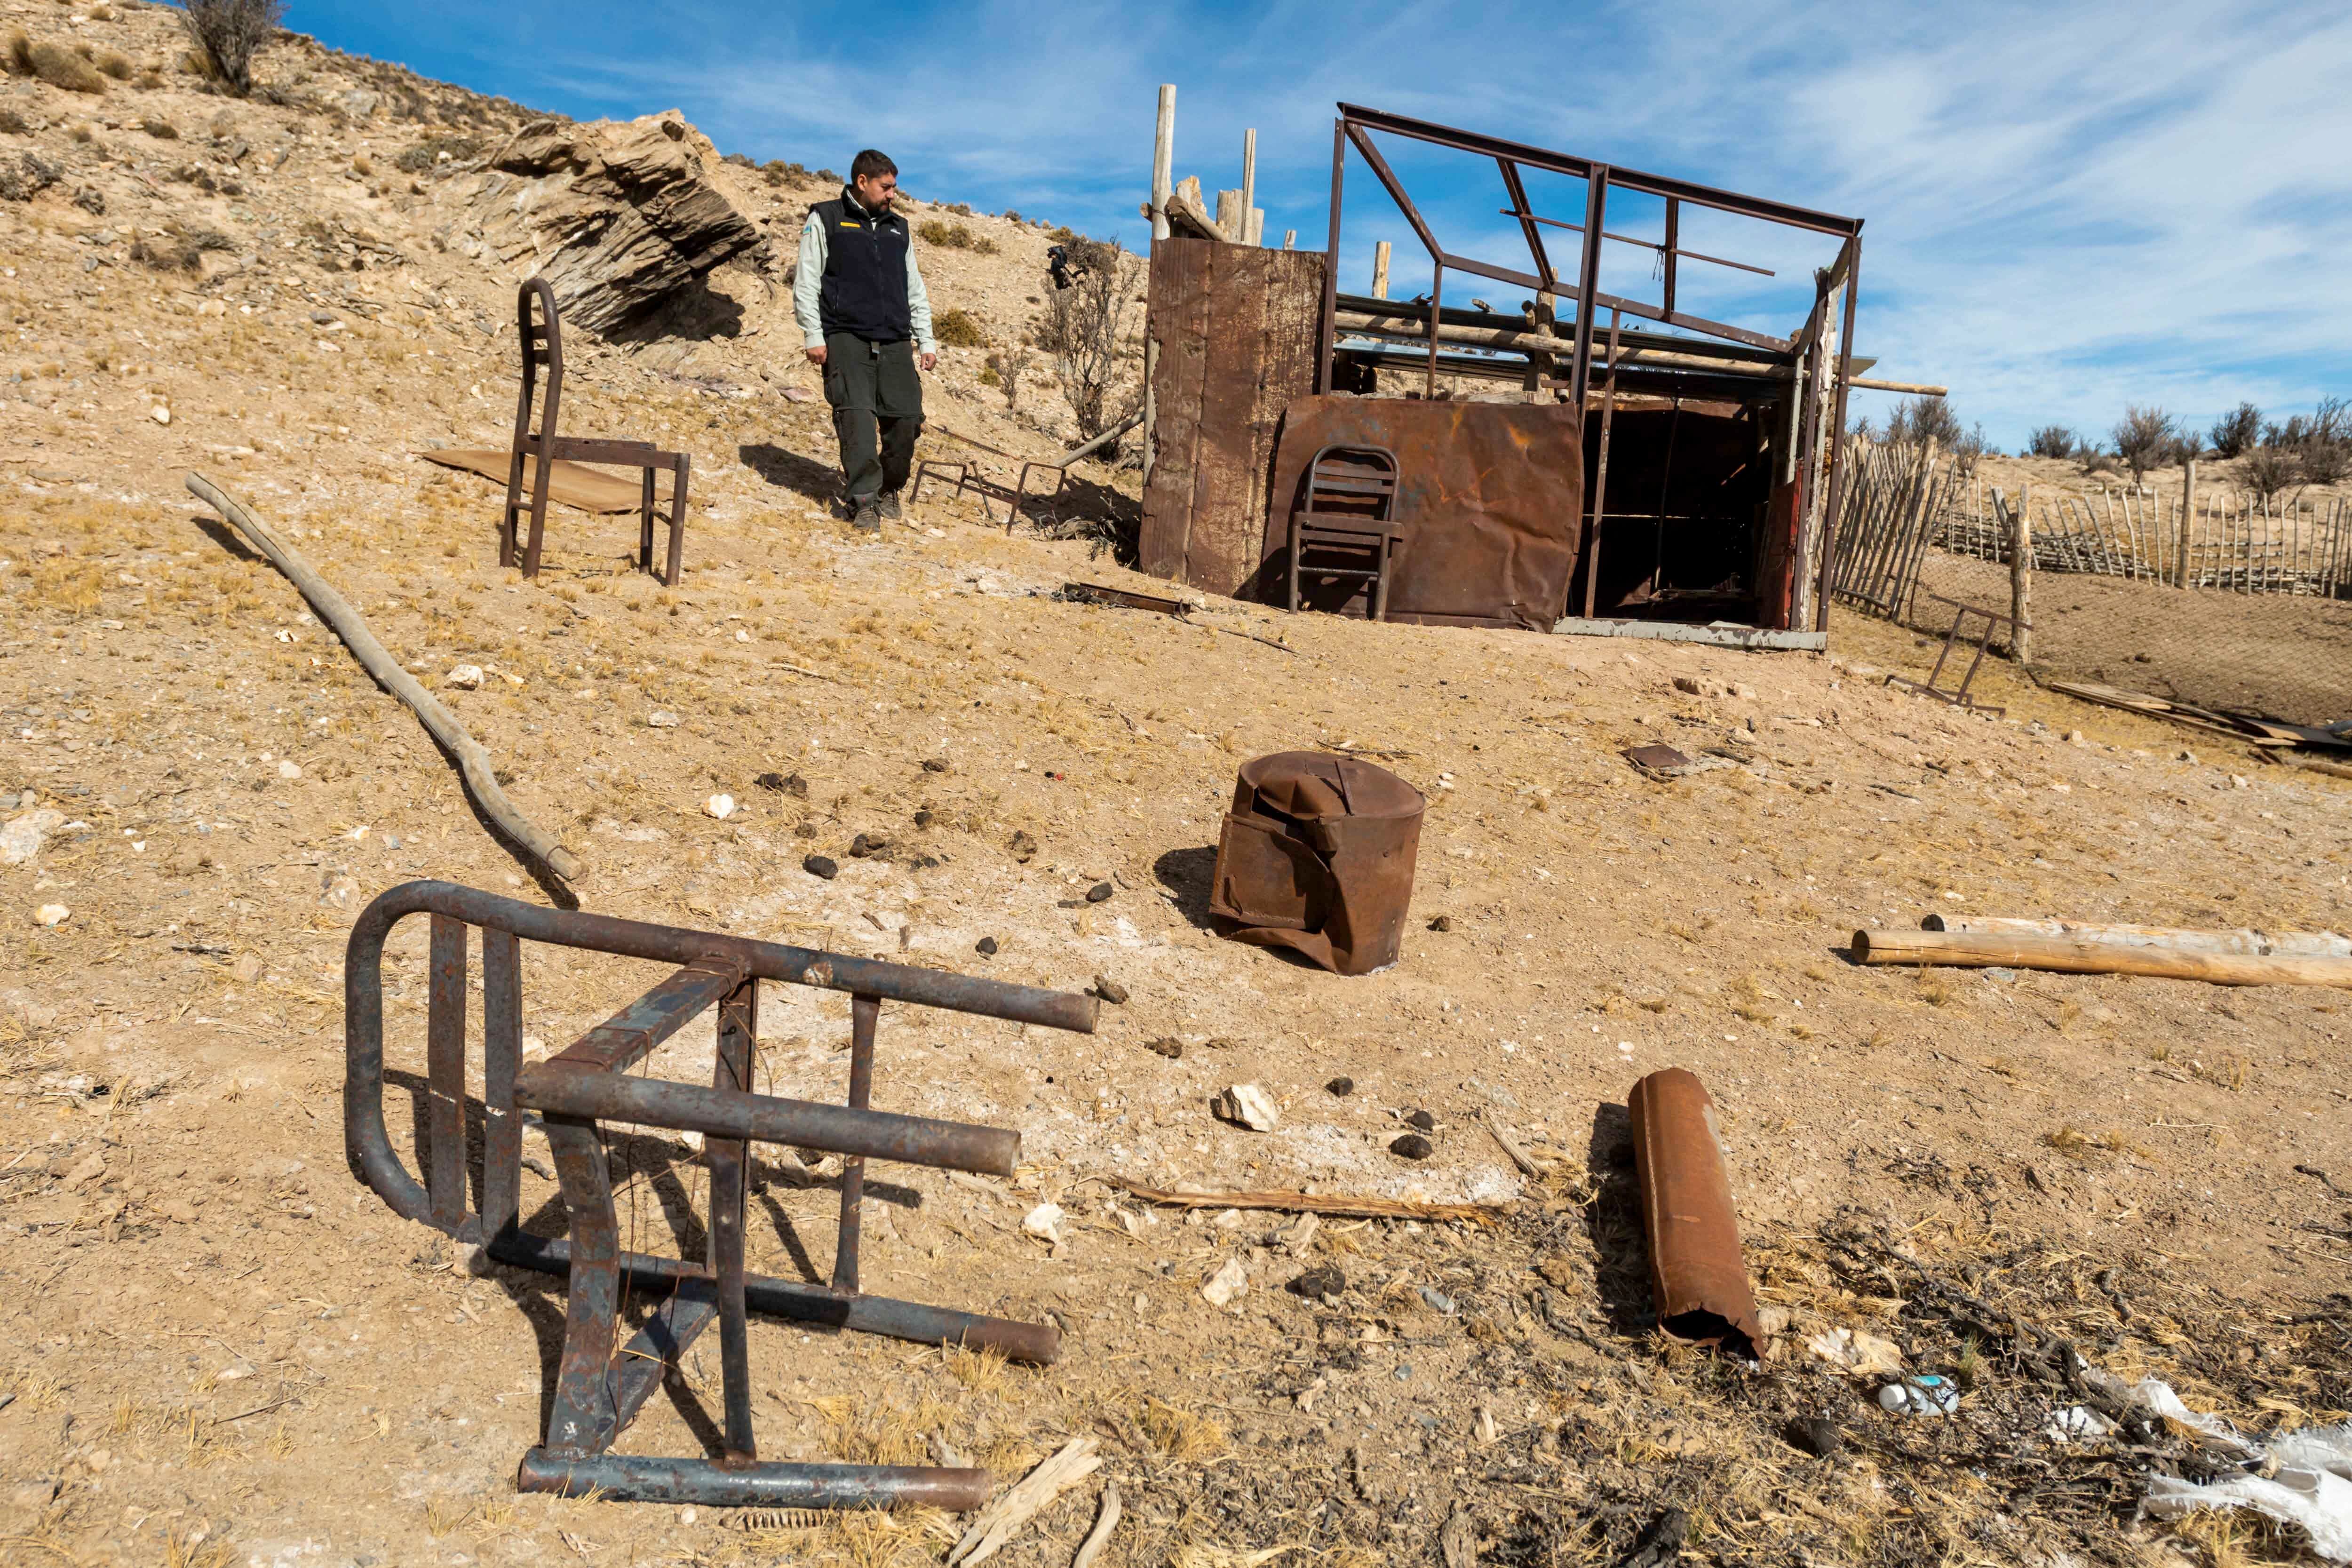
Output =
[{"x1": 850, "y1": 149, "x2": 897, "y2": 185}]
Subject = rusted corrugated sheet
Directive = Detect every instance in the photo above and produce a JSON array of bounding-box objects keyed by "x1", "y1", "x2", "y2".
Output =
[
  {"x1": 1260, "y1": 396, "x2": 1583, "y2": 629},
  {"x1": 1140, "y1": 239, "x2": 1325, "y2": 596}
]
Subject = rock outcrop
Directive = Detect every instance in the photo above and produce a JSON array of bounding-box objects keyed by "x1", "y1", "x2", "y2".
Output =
[{"x1": 461, "y1": 110, "x2": 765, "y2": 336}]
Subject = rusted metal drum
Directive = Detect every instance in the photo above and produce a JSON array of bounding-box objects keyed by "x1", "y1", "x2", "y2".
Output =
[{"x1": 1207, "y1": 751, "x2": 1424, "y2": 975}]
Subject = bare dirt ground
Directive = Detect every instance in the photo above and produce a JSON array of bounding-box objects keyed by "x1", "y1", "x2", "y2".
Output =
[{"x1": 4, "y1": 10, "x2": 2352, "y2": 1568}]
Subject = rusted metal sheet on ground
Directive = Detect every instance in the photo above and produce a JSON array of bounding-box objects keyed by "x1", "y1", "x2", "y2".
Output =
[
  {"x1": 1140, "y1": 239, "x2": 1326, "y2": 596},
  {"x1": 1208, "y1": 751, "x2": 1424, "y2": 975},
  {"x1": 1628, "y1": 1067, "x2": 1763, "y2": 1357},
  {"x1": 1260, "y1": 397, "x2": 1582, "y2": 629}
]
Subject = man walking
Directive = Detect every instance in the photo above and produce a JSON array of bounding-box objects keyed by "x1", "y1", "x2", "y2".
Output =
[{"x1": 794, "y1": 149, "x2": 938, "y2": 532}]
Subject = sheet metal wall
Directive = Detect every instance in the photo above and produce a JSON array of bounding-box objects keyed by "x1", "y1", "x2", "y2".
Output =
[{"x1": 1139, "y1": 239, "x2": 1327, "y2": 597}]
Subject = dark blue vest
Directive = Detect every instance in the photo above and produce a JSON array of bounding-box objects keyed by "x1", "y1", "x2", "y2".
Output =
[{"x1": 813, "y1": 191, "x2": 912, "y2": 344}]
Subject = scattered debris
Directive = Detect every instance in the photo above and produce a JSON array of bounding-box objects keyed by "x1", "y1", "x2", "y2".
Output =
[
  {"x1": 1804, "y1": 1326, "x2": 1905, "y2": 1377},
  {"x1": 2133, "y1": 1382, "x2": 2352, "y2": 1561},
  {"x1": 1212, "y1": 1083, "x2": 1281, "y2": 1132},
  {"x1": 802, "y1": 854, "x2": 838, "y2": 879},
  {"x1": 850, "y1": 831, "x2": 889, "y2": 856},
  {"x1": 1878, "y1": 1374, "x2": 1959, "y2": 1416},
  {"x1": 1145, "y1": 1036, "x2": 1183, "y2": 1059},
  {"x1": 1621, "y1": 743, "x2": 1732, "y2": 781},
  {"x1": 947, "y1": 1438, "x2": 1104, "y2": 1567},
  {"x1": 1388, "y1": 1133, "x2": 1432, "y2": 1161},
  {"x1": 1200, "y1": 1256, "x2": 1250, "y2": 1307},
  {"x1": 1091, "y1": 975, "x2": 1128, "y2": 1005}
]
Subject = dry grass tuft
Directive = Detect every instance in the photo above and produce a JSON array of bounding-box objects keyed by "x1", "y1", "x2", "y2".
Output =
[
  {"x1": 28, "y1": 38, "x2": 107, "y2": 93},
  {"x1": 942, "y1": 1340, "x2": 1008, "y2": 1396},
  {"x1": 1140, "y1": 1397, "x2": 1228, "y2": 1462}
]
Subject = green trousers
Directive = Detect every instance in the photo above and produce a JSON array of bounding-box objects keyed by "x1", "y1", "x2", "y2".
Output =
[{"x1": 821, "y1": 332, "x2": 923, "y2": 501}]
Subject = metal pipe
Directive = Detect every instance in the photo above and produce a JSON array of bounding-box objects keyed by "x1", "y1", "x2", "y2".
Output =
[
  {"x1": 1581, "y1": 308, "x2": 1621, "y2": 620},
  {"x1": 1628, "y1": 1068, "x2": 1762, "y2": 1356},
  {"x1": 833, "y1": 994, "x2": 879, "y2": 1294},
  {"x1": 1318, "y1": 117, "x2": 1344, "y2": 394},
  {"x1": 1494, "y1": 207, "x2": 1773, "y2": 278},
  {"x1": 711, "y1": 976, "x2": 757, "y2": 1464},
  {"x1": 1817, "y1": 235, "x2": 1861, "y2": 632},
  {"x1": 1568, "y1": 167, "x2": 1608, "y2": 409},
  {"x1": 1426, "y1": 261, "x2": 1444, "y2": 399},
  {"x1": 514, "y1": 1066, "x2": 1020, "y2": 1177}
]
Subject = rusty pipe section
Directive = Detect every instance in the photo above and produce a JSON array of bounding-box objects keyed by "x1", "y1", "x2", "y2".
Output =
[
  {"x1": 514, "y1": 1065, "x2": 1022, "y2": 1178},
  {"x1": 1627, "y1": 1067, "x2": 1763, "y2": 1357},
  {"x1": 516, "y1": 1451, "x2": 993, "y2": 1510},
  {"x1": 346, "y1": 880, "x2": 1091, "y2": 1230}
]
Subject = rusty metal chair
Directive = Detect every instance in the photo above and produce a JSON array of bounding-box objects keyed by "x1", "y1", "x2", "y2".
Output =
[
  {"x1": 345, "y1": 880, "x2": 1096, "y2": 1509},
  {"x1": 502, "y1": 277, "x2": 692, "y2": 585},
  {"x1": 1285, "y1": 444, "x2": 1402, "y2": 620}
]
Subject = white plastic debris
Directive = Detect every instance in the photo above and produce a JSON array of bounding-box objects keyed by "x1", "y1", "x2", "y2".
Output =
[
  {"x1": 2047, "y1": 1404, "x2": 2118, "y2": 1442},
  {"x1": 445, "y1": 664, "x2": 485, "y2": 690},
  {"x1": 1805, "y1": 1326, "x2": 1904, "y2": 1376},
  {"x1": 1021, "y1": 1202, "x2": 1064, "y2": 1245},
  {"x1": 704, "y1": 794, "x2": 735, "y2": 820},
  {"x1": 2127, "y1": 1378, "x2": 2352, "y2": 1562},
  {"x1": 1877, "y1": 1374, "x2": 1958, "y2": 1416},
  {"x1": 1200, "y1": 1256, "x2": 1248, "y2": 1307}
]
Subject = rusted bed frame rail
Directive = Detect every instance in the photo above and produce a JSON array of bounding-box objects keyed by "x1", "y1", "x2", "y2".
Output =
[{"x1": 346, "y1": 880, "x2": 1097, "y2": 1509}]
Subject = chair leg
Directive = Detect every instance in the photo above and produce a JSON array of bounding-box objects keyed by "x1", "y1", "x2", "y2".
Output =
[
  {"x1": 664, "y1": 456, "x2": 691, "y2": 587},
  {"x1": 638, "y1": 469, "x2": 656, "y2": 577},
  {"x1": 1373, "y1": 540, "x2": 1393, "y2": 622},
  {"x1": 523, "y1": 452, "x2": 555, "y2": 578},
  {"x1": 1286, "y1": 518, "x2": 1302, "y2": 613},
  {"x1": 709, "y1": 978, "x2": 758, "y2": 1464},
  {"x1": 500, "y1": 452, "x2": 526, "y2": 570}
]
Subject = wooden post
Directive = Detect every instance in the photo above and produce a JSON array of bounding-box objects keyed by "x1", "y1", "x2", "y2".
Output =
[
  {"x1": 1214, "y1": 189, "x2": 1246, "y2": 242},
  {"x1": 2009, "y1": 484, "x2": 2033, "y2": 665},
  {"x1": 1245, "y1": 209, "x2": 1263, "y2": 247},
  {"x1": 2177, "y1": 457, "x2": 2195, "y2": 589},
  {"x1": 1371, "y1": 240, "x2": 1391, "y2": 300},
  {"x1": 1150, "y1": 85, "x2": 1175, "y2": 243},
  {"x1": 1240, "y1": 128, "x2": 1256, "y2": 239},
  {"x1": 1144, "y1": 84, "x2": 1174, "y2": 488},
  {"x1": 1283, "y1": 230, "x2": 1295, "y2": 249}
]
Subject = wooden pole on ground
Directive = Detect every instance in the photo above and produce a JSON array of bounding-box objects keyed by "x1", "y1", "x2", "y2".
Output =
[
  {"x1": 185, "y1": 473, "x2": 585, "y2": 886},
  {"x1": 1851, "y1": 928, "x2": 2352, "y2": 988},
  {"x1": 1371, "y1": 240, "x2": 1391, "y2": 300},
  {"x1": 2177, "y1": 457, "x2": 2195, "y2": 589},
  {"x1": 1923, "y1": 914, "x2": 2350, "y2": 957}
]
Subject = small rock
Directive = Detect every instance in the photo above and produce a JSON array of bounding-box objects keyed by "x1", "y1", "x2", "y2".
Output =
[
  {"x1": 1786, "y1": 1417, "x2": 1842, "y2": 1458},
  {"x1": 1732, "y1": 683, "x2": 1757, "y2": 700},
  {"x1": 706, "y1": 794, "x2": 736, "y2": 820},
  {"x1": 753, "y1": 771, "x2": 786, "y2": 791},
  {"x1": 1427, "y1": 915, "x2": 1452, "y2": 932},
  {"x1": 1200, "y1": 1256, "x2": 1249, "y2": 1307},
  {"x1": 1287, "y1": 1264, "x2": 1345, "y2": 1300},
  {"x1": 921, "y1": 757, "x2": 949, "y2": 773},
  {"x1": 2177, "y1": 749, "x2": 2197, "y2": 764},
  {"x1": 1475, "y1": 1407, "x2": 1500, "y2": 1444},
  {"x1": 230, "y1": 953, "x2": 261, "y2": 983},
  {"x1": 2229, "y1": 774, "x2": 2249, "y2": 789},
  {"x1": 1085, "y1": 881, "x2": 1113, "y2": 903},
  {"x1": 59, "y1": 1151, "x2": 106, "y2": 1190},
  {"x1": 1213, "y1": 1083, "x2": 1280, "y2": 1131},
  {"x1": 1009, "y1": 829, "x2": 1038, "y2": 863},
  {"x1": 912, "y1": 808, "x2": 934, "y2": 828},
  {"x1": 1672, "y1": 675, "x2": 1704, "y2": 695},
  {"x1": 150, "y1": 405, "x2": 172, "y2": 425},
  {"x1": 1145, "y1": 1036, "x2": 1183, "y2": 1060},
  {"x1": 648, "y1": 709, "x2": 683, "y2": 728},
  {"x1": 803, "y1": 854, "x2": 838, "y2": 880},
  {"x1": 445, "y1": 663, "x2": 485, "y2": 690},
  {"x1": 975, "y1": 936, "x2": 999, "y2": 956},
  {"x1": 2065, "y1": 729, "x2": 2085, "y2": 745},
  {"x1": 1417, "y1": 1285, "x2": 1457, "y2": 1315},
  {"x1": 793, "y1": 821, "x2": 817, "y2": 838},
  {"x1": 1021, "y1": 1202, "x2": 1065, "y2": 1244},
  {"x1": 1406, "y1": 1109, "x2": 1436, "y2": 1131},
  {"x1": 277, "y1": 758, "x2": 302, "y2": 780},
  {"x1": 34, "y1": 903, "x2": 70, "y2": 928},
  {"x1": 1326, "y1": 1075, "x2": 1354, "y2": 1096},
  {"x1": 1389, "y1": 1132, "x2": 1433, "y2": 1161},
  {"x1": 1092, "y1": 975, "x2": 1129, "y2": 1005},
  {"x1": 850, "y1": 831, "x2": 889, "y2": 856},
  {"x1": 0, "y1": 807, "x2": 65, "y2": 866}
]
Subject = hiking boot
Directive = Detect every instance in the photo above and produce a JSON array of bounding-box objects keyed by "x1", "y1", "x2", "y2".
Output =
[
  {"x1": 851, "y1": 497, "x2": 882, "y2": 533},
  {"x1": 877, "y1": 490, "x2": 903, "y2": 521}
]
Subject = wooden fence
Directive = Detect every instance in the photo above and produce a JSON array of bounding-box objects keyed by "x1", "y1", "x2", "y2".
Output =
[{"x1": 1830, "y1": 442, "x2": 2352, "y2": 616}]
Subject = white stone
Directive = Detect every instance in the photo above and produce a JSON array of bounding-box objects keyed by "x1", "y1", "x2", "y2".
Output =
[
  {"x1": 705, "y1": 794, "x2": 736, "y2": 820},
  {"x1": 276, "y1": 759, "x2": 302, "y2": 780},
  {"x1": 647, "y1": 710, "x2": 682, "y2": 729},
  {"x1": 1213, "y1": 1082, "x2": 1280, "y2": 1132},
  {"x1": 1021, "y1": 1202, "x2": 1065, "y2": 1244},
  {"x1": 34, "y1": 903, "x2": 70, "y2": 928},
  {"x1": 445, "y1": 664, "x2": 485, "y2": 690},
  {"x1": 150, "y1": 405, "x2": 171, "y2": 425},
  {"x1": 1200, "y1": 1256, "x2": 1248, "y2": 1307},
  {"x1": 0, "y1": 807, "x2": 65, "y2": 866}
]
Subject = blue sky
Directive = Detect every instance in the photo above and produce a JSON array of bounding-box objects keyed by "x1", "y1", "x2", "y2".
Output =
[{"x1": 294, "y1": 0, "x2": 2352, "y2": 453}]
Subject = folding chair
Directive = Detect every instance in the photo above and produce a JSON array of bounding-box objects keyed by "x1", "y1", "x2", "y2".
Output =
[
  {"x1": 1286, "y1": 445, "x2": 1403, "y2": 620},
  {"x1": 502, "y1": 277, "x2": 692, "y2": 585}
]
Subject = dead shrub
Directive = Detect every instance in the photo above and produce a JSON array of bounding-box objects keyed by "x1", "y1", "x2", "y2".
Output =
[
  {"x1": 0, "y1": 107, "x2": 28, "y2": 136},
  {"x1": 130, "y1": 223, "x2": 234, "y2": 271},
  {"x1": 1034, "y1": 236, "x2": 1143, "y2": 441},
  {"x1": 392, "y1": 133, "x2": 478, "y2": 174},
  {"x1": 94, "y1": 49, "x2": 133, "y2": 80},
  {"x1": 983, "y1": 348, "x2": 1033, "y2": 412},
  {"x1": 178, "y1": 0, "x2": 282, "y2": 95},
  {"x1": 0, "y1": 149, "x2": 61, "y2": 200},
  {"x1": 932, "y1": 306, "x2": 986, "y2": 350},
  {"x1": 2110, "y1": 404, "x2": 2177, "y2": 485},
  {"x1": 916, "y1": 218, "x2": 973, "y2": 249},
  {"x1": 139, "y1": 114, "x2": 179, "y2": 139},
  {"x1": 4, "y1": 29, "x2": 31, "y2": 74},
  {"x1": 2241, "y1": 445, "x2": 2295, "y2": 502},
  {"x1": 30, "y1": 39, "x2": 109, "y2": 93}
]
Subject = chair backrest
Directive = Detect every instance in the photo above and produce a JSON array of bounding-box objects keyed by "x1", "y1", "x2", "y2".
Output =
[
  {"x1": 1299, "y1": 444, "x2": 1400, "y2": 525},
  {"x1": 512, "y1": 277, "x2": 565, "y2": 449}
]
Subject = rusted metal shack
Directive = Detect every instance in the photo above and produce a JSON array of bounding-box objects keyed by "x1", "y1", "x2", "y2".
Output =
[{"x1": 1138, "y1": 103, "x2": 1870, "y2": 647}]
